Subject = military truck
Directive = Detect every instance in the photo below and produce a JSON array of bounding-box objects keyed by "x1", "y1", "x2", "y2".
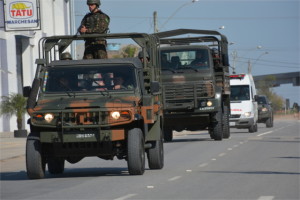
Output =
[
  {"x1": 154, "y1": 29, "x2": 231, "y2": 141},
  {"x1": 23, "y1": 33, "x2": 164, "y2": 179}
]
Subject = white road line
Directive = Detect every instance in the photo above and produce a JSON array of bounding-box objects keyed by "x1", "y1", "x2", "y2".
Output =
[
  {"x1": 147, "y1": 186, "x2": 154, "y2": 189},
  {"x1": 257, "y1": 196, "x2": 274, "y2": 200},
  {"x1": 257, "y1": 131, "x2": 273, "y2": 137},
  {"x1": 198, "y1": 163, "x2": 209, "y2": 168},
  {"x1": 211, "y1": 158, "x2": 217, "y2": 161},
  {"x1": 114, "y1": 194, "x2": 137, "y2": 200},
  {"x1": 228, "y1": 148, "x2": 233, "y2": 151},
  {"x1": 168, "y1": 176, "x2": 181, "y2": 181},
  {"x1": 233, "y1": 144, "x2": 239, "y2": 148},
  {"x1": 186, "y1": 169, "x2": 192, "y2": 172},
  {"x1": 218, "y1": 153, "x2": 226, "y2": 157}
]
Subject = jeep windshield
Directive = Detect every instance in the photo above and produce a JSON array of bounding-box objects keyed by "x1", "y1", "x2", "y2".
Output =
[
  {"x1": 161, "y1": 48, "x2": 210, "y2": 71},
  {"x1": 43, "y1": 65, "x2": 136, "y2": 93},
  {"x1": 230, "y1": 85, "x2": 250, "y2": 101}
]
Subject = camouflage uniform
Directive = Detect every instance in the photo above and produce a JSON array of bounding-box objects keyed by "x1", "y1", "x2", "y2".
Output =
[{"x1": 79, "y1": 10, "x2": 110, "y2": 59}]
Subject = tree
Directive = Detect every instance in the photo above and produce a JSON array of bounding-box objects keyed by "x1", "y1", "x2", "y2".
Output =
[
  {"x1": 121, "y1": 44, "x2": 138, "y2": 58},
  {"x1": 0, "y1": 93, "x2": 27, "y2": 130}
]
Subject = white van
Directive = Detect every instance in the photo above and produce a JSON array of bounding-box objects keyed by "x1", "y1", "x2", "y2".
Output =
[{"x1": 229, "y1": 74, "x2": 258, "y2": 133}]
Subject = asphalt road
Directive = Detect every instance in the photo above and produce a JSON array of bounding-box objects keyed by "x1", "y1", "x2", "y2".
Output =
[{"x1": 1, "y1": 119, "x2": 299, "y2": 200}]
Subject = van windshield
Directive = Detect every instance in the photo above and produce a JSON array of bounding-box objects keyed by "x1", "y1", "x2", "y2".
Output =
[{"x1": 230, "y1": 85, "x2": 250, "y2": 101}]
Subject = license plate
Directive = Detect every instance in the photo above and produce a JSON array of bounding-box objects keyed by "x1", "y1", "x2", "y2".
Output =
[{"x1": 230, "y1": 122, "x2": 235, "y2": 126}]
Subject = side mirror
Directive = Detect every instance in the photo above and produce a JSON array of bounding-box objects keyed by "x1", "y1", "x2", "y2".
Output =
[
  {"x1": 254, "y1": 95, "x2": 259, "y2": 102},
  {"x1": 150, "y1": 81, "x2": 160, "y2": 94},
  {"x1": 23, "y1": 86, "x2": 32, "y2": 97}
]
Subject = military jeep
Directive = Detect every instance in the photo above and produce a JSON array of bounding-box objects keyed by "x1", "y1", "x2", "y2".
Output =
[
  {"x1": 23, "y1": 33, "x2": 163, "y2": 179},
  {"x1": 154, "y1": 29, "x2": 231, "y2": 141}
]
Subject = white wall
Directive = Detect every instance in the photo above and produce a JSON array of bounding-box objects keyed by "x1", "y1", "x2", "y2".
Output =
[{"x1": 0, "y1": 0, "x2": 72, "y2": 132}]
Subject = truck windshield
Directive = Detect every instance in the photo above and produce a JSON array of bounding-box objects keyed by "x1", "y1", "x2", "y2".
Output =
[
  {"x1": 230, "y1": 85, "x2": 250, "y2": 101},
  {"x1": 43, "y1": 65, "x2": 136, "y2": 93},
  {"x1": 161, "y1": 49, "x2": 210, "y2": 71}
]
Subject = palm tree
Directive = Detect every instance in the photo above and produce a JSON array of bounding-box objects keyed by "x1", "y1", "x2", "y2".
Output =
[{"x1": 0, "y1": 93, "x2": 27, "y2": 131}]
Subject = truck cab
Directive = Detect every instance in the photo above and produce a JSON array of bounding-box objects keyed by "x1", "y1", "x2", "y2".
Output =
[
  {"x1": 229, "y1": 74, "x2": 258, "y2": 133},
  {"x1": 154, "y1": 29, "x2": 231, "y2": 141}
]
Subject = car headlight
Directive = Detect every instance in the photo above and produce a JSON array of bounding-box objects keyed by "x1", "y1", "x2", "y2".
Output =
[
  {"x1": 111, "y1": 111, "x2": 121, "y2": 119},
  {"x1": 44, "y1": 113, "x2": 54, "y2": 122},
  {"x1": 262, "y1": 108, "x2": 268, "y2": 112},
  {"x1": 244, "y1": 112, "x2": 251, "y2": 117}
]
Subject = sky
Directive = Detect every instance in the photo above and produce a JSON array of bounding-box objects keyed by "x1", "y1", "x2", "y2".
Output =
[{"x1": 74, "y1": 0, "x2": 300, "y2": 106}]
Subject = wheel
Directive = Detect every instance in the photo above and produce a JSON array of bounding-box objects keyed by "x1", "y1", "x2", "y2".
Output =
[
  {"x1": 222, "y1": 104, "x2": 230, "y2": 139},
  {"x1": 127, "y1": 128, "x2": 145, "y2": 175},
  {"x1": 147, "y1": 129, "x2": 164, "y2": 169},
  {"x1": 26, "y1": 133, "x2": 45, "y2": 179},
  {"x1": 163, "y1": 128, "x2": 173, "y2": 142},
  {"x1": 266, "y1": 117, "x2": 273, "y2": 128},
  {"x1": 248, "y1": 123, "x2": 257, "y2": 133},
  {"x1": 210, "y1": 110, "x2": 223, "y2": 141},
  {"x1": 48, "y1": 157, "x2": 65, "y2": 174}
]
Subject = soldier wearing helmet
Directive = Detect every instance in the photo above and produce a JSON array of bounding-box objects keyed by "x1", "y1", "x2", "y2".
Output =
[
  {"x1": 79, "y1": 0, "x2": 110, "y2": 59},
  {"x1": 138, "y1": 51, "x2": 150, "y2": 63},
  {"x1": 60, "y1": 52, "x2": 72, "y2": 60}
]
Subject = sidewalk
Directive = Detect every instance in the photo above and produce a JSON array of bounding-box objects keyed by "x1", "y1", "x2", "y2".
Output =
[{"x1": 0, "y1": 132, "x2": 26, "y2": 160}]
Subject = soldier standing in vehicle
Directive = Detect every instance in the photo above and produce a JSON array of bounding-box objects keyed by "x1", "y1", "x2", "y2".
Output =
[{"x1": 79, "y1": 0, "x2": 110, "y2": 59}]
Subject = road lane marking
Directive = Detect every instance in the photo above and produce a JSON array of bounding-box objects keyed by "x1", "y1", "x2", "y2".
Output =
[
  {"x1": 198, "y1": 163, "x2": 209, "y2": 168},
  {"x1": 114, "y1": 194, "x2": 137, "y2": 200},
  {"x1": 257, "y1": 131, "x2": 273, "y2": 137},
  {"x1": 168, "y1": 176, "x2": 181, "y2": 181},
  {"x1": 211, "y1": 158, "x2": 217, "y2": 161},
  {"x1": 186, "y1": 169, "x2": 192, "y2": 172},
  {"x1": 147, "y1": 186, "x2": 154, "y2": 189},
  {"x1": 218, "y1": 153, "x2": 226, "y2": 157},
  {"x1": 227, "y1": 148, "x2": 233, "y2": 151},
  {"x1": 233, "y1": 144, "x2": 239, "y2": 148},
  {"x1": 257, "y1": 196, "x2": 274, "y2": 200}
]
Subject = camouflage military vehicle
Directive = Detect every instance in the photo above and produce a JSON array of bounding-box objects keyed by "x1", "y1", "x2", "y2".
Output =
[
  {"x1": 23, "y1": 33, "x2": 164, "y2": 179},
  {"x1": 154, "y1": 29, "x2": 231, "y2": 141}
]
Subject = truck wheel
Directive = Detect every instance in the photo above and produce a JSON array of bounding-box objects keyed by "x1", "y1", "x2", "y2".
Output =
[
  {"x1": 222, "y1": 104, "x2": 230, "y2": 139},
  {"x1": 210, "y1": 110, "x2": 223, "y2": 141},
  {"x1": 163, "y1": 128, "x2": 173, "y2": 142},
  {"x1": 147, "y1": 129, "x2": 164, "y2": 169},
  {"x1": 26, "y1": 133, "x2": 45, "y2": 179},
  {"x1": 48, "y1": 157, "x2": 65, "y2": 174},
  {"x1": 127, "y1": 128, "x2": 145, "y2": 175}
]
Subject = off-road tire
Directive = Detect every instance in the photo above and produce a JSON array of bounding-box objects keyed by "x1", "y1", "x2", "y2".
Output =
[
  {"x1": 127, "y1": 128, "x2": 145, "y2": 175},
  {"x1": 210, "y1": 110, "x2": 223, "y2": 141},
  {"x1": 147, "y1": 129, "x2": 164, "y2": 169},
  {"x1": 222, "y1": 104, "x2": 230, "y2": 139},
  {"x1": 26, "y1": 133, "x2": 45, "y2": 179},
  {"x1": 48, "y1": 157, "x2": 65, "y2": 174},
  {"x1": 163, "y1": 128, "x2": 173, "y2": 142}
]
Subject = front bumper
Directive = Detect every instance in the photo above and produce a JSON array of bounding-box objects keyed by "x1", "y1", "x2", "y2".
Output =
[{"x1": 229, "y1": 117, "x2": 255, "y2": 128}]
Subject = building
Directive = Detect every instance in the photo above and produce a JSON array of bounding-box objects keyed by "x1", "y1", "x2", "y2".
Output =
[{"x1": 0, "y1": 0, "x2": 74, "y2": 132}]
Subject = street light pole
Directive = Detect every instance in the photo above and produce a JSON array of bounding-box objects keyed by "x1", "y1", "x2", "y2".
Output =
[
  {"x1": 248, "y1": 51, "x2": 269, "y2": 74},
  {"x1": 157, "y1": 0, "x2": 199, "y2": 32}
]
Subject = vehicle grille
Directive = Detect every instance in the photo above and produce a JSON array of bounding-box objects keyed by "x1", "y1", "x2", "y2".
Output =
[
  {"x1": 164, "y1": 81, "x2": 214, "y2": 102},
  {"x1": 230, "y1": 114, "x2": 241, "y2": 118},
  {"x1": 60, "y1": 111, "x2": 107, "y2": 127}
]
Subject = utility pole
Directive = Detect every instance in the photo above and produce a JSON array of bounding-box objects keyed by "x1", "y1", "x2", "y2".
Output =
[
  {"x1": 153, "y1": 11, "x2": 158, "y2": 33},
  {"x1": 248, "y1": 59, "x2": 252, "y2": 74},
  {"x1": 231, "y1": 50, "x2": 237, "y2": 74}
]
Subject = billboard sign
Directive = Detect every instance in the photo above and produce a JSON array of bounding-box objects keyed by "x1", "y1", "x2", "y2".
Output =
[{"x1": 4, "y1": 0, "x2": 41, "y2": 31}]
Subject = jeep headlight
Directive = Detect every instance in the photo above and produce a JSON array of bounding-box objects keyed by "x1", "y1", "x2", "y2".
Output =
[
  {"x1": 44, "y1": 113, "x2": 54, "y2": 122},
  {"x1": 262, "y1": 108, "x2": 268, "y2": 112},
  {"x1": 111, "y1": 111, "x2": 121, "y2": 119},
  {"x1": 207, "y1": 101, "x2": 213, "y2": 107},
  {"x1": 244, "y1": 112, "x2": 251, "y2": 117}
]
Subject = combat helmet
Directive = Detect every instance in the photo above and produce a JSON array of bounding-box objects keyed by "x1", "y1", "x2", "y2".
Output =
[
  {"x1": 60, "y1": 52, "x2": 72, "y2": 60},
  {"x1": 87, "y1": 0, "x2": 101, "y2": 7}
]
